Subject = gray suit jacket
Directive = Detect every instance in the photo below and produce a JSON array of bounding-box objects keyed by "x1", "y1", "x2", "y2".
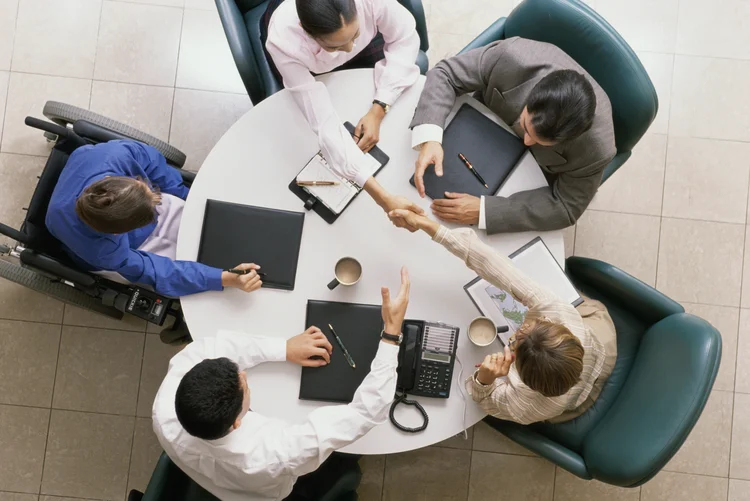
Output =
[{"x1": 410, "y1": 37, "x2": 616, "y2": 234}]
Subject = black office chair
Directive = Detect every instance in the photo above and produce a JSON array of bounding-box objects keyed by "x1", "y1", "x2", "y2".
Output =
[{"x1": 0, "y1": 102, "x2": 192, "y2": 328}]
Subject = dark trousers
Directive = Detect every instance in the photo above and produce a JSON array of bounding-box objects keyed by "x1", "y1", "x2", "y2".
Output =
[{"x1": 283, "y1": 453, "x2": 361, "y2": 501}]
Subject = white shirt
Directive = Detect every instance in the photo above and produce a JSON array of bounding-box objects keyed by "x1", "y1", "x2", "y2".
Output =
[
  {"x1": 266, "y1": 0, "x2": 420, "y2": 187},
  {"x1": 152, "y1": 331, "x2": 399, "y2": 501}
]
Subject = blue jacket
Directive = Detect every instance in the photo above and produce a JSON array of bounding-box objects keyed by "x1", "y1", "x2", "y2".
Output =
[{"x1": 46, "y1": 141, "x2": 223, "y2": 297}]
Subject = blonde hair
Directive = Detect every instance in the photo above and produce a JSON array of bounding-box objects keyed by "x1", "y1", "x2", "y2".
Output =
[{"x1": 514, "y1": 314, "x2": 584, "y2": 397}]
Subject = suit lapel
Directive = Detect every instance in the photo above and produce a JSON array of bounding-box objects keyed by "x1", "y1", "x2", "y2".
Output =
[{"x1": 530, "y1": 145, "x2": 568, "y2": 168}]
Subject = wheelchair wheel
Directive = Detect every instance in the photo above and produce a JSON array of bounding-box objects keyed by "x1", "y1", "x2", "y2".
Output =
[
  {"x1": 43, "y1": 101, "x2": 187, "y2": 167},
  {"x1": 0, "y1": 258, "x2": 124, "y2": 319}
]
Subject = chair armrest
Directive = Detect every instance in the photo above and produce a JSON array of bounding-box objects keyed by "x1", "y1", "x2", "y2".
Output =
[
  {"x1": 459, "y1": 17, "x2": 506, "y2": 54},
  {"x1": 484, "y1": 418, "x2": 591, "y2": 479},
  {"x1": 20, "y1": 249, "x2": 97, "y2": 288},
  {"x1": 179, "y1": 169, "x2": 196, "y2": 187},
  {"x1": 397, "y1": 0, "x2": 429, "y2": 52},
  {"x1": 601, "y1": 151, "x2": 631, "y2": 184},
  {"x1": 566, "y1": 257, "x2": 684, "y2": 324}
]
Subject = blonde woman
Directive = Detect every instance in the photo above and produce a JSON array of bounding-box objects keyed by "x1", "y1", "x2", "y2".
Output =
[{"x1": 389, "y1": 209, "x2": 617, "y2": 424}]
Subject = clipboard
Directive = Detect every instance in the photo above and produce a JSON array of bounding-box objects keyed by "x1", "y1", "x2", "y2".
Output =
[{"x1": 288, "y1": 122, "x2": 390, "y2": 224}]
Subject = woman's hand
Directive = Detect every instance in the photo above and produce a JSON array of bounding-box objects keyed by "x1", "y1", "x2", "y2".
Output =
[
  {"x1": 475, "y1": 346, "x2": 513, "y2": 385},
  {"x1": 354, "y1": 105, "x2": 386, "y2": 153},
  {"x1": 389, "y1": 209, "x2": 439, "y2": 237}
]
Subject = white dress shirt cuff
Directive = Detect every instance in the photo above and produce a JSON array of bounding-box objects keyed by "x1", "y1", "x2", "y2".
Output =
[
  {"x1": 411, "y1": 124, "x2": 444, "y2": 150},
  {"x1": 478, "y1": 196, "x2": 487, "y2": 230},
  {"x1": 373, "y1": 90, "x2": 398, "y2": 108},
  {"x1": 373, "y1": 341, "x2": 401, "y2": 366}
]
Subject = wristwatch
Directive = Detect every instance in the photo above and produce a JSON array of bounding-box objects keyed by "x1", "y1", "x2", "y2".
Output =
[
  {"x1": 373, "y1": 99, "x2": 390, "y2": 114},
  {"x1": 381, "y1": 329, "x2": 403, "y2": 345}
]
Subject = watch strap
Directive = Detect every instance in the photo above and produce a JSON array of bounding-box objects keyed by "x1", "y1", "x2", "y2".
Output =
[
  {"x1": 381, "y1": 329, "x2": 402, "y2": 343},
  {"x1": 373, "y1": 99, "x2": 390, "y2": 113}
]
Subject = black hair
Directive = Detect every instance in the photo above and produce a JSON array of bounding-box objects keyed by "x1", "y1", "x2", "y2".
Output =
[
  {"x1": 525, "y1": 69, "x2": 597, "y2": 143},
  {"x1": 296, "y1": 0, "x2": 358, "y2": 38},
  {"x1": 175, "y1": 358, "x2": 244, "y2": 440}
]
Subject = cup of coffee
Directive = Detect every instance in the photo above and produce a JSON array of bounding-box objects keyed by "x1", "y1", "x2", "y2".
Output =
[
  {"x1": 468, "y1": 316, "x2": 509, "y2": 347},
  {"x1": 327, "y1": 257, "x2": 362, "y2": 290}
]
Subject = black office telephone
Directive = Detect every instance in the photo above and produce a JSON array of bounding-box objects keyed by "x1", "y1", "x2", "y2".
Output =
[{"x1": 390, "y1": 320, "x2": 460, "y2": 433}]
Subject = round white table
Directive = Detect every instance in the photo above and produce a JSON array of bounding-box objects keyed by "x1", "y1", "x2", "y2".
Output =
[{"x1": 176, "y1": 69, "x2": 564, "y2": 455}]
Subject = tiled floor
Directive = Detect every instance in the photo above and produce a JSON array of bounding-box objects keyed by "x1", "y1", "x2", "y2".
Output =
[{"x1": 0, "y1": 0, "x2": 748, "y2": 500}]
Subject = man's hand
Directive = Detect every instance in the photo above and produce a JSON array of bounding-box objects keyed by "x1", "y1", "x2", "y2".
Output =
[
  {"x1": 388, "y1": 209, "x2": 439, "y2": 238},
  {"x1": 286, "y1": 326, "x2": 334, "y2": 367},
  {"x1": 382, "y1": 195, "x2": 425, "y2": 232},
  {"x1": 431, "y1": 192, "x2": 480, "y2": 225},
  {"x1": 221, "y1": 263, "x2": 262, "y2": 293},
  {"x1": 414, "y1": 141, "x2": 444, "y2": 198},
  {"x1": 354, "y1": 105, "x2": 386, "y2": 153},
  {"x1": 381, "y1": 267, "x2": 410, "y2": 339},
  {"x1": 475, "y1": 347, "x2": 513, "y2": 385}
]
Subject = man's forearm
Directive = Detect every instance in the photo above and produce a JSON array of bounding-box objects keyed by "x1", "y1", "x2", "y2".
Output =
[
  {"x1": 484, "y1": 188, "x2": 579, "y2": 234},
  {"x1": 363, "y1": 177, "x2": 392, "y2": 210}
]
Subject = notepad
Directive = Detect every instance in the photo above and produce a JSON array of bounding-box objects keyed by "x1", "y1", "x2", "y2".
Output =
[{"x1": 296, "y1": 152, "x2": 381, "y2": 215}]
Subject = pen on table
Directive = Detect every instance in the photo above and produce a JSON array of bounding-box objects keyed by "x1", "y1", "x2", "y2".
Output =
[
  {"x1": 458, "y1": 152, "x2": 489, "y2": 189},
  {"x1": 328, "y1": 323, "x2": 356, "y2": 369},
  {"x1": 296, "y1": 181, "x2": 340, "y2": 186},
  {"x1": 225, "y1": 268, "x2": 266, "y2": 277}
]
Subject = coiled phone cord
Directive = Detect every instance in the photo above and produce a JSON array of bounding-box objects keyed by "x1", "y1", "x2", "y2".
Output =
[{"x1": 389, "y1": 392, "x2": 429, "y2": 433}]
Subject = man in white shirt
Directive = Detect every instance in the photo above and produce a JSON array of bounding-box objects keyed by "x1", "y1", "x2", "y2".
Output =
[{"x1": 152, "y1": 267, "x2": 410, "y2": 501}]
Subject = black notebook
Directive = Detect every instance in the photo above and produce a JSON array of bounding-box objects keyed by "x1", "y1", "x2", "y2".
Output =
[
  {"x1": 197, "y1": 200, "x2": 305, "y2": 291},
  {"x1": 299, "y1": 300, "x2": 383, "y2": 403},
  {"x1": 410, "y1": 104, "x2": 527, "y2": 199}
]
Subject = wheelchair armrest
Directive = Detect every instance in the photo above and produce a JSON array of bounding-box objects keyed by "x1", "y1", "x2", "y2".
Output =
[
  {"x1": 459, "y1": 17, "x2": 507, "y2": 54},
  {"x1": 180, "y1": 169, "x2": 196, "y2": 187},
  {"x1": 20, "y1": 249, "x2": 97, "y2": 288}
]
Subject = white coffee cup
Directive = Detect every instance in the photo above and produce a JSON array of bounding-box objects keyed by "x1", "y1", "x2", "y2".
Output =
[
  {"x1": 327, "y1": 257, "x2": 362, "y2": 290},
  {"x1": 468, "y1": 316, "x2": 509, "y2": 347}
]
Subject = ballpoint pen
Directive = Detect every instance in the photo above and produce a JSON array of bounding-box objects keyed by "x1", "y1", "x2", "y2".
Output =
[
  {"x1": 328, "y1": 323, "x2": 356, "y2": 369},
  {"x1": 458, "y1": 153, "x2": 489, "y2": 189},
  {"x1": 225, "y1": 268, "x2": 266, "y2": 277},
  {"x1": 296, "y1": 181, "x2": 340, "y2": 186}
]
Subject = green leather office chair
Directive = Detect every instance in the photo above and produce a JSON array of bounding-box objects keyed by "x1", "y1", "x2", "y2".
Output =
[
  {"x1": 460, "y1": 0, "x2": 658, "y2": 183},
  {"x1": 128, "y1": 452, "x2": 362, "y2": 501},
  {"x1": 482, "y1": 257, "x2": 722, "y2": 487},
  {"x1": 216, "y1": 0, "x2": 430, "y2": 104}
]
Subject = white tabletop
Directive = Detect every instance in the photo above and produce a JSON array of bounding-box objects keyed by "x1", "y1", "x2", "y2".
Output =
[{"x1": 176, "y1": 69, "x2": 564, "y2": 455}]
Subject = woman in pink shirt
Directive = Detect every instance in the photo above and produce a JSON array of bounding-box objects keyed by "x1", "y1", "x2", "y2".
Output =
[{"x1": 263, "y1": 0, "x2": 424, "y2": 224}]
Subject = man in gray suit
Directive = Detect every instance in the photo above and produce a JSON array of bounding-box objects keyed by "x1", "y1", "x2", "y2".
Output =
[{"x1": 410, "y1": 37, "x2": 616, "y2": 234}]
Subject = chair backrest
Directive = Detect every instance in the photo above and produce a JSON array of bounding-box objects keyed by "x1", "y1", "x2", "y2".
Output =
[
  {"x1": 142, "y1": 453, "x2": 219, "y2": 501},
  {"x1": 504, "y1": 0, "x2": 658, "y2": 156}
]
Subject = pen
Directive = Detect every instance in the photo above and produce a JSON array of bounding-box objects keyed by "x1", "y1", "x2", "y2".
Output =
[
  {"x1": 296, "y1": 181, "x2": 340, "y2": 186},
  {"x1": 328, "y1": 323, "x2": 356, "y2": 369},
  {"x1": 225, "y1": 268, "x2": 266, "y2": 277},
  {"x1": 458, "y1": 153, "x2": 489, "y2": 189}
]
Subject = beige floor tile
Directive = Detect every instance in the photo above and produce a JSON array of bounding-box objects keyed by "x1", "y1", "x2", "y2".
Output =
[
  {"x1": 435, "y1": 427, "x2": 473, "y2": 450},
  {"x1": 358, "y1": 455, "x2": 385, "y2": 501},
  {"x1": 596, "y1": 0, "x2": 679, "y2": 53},
  {"x1": 0, "y1": 319, "x2": 60, "y2": 407},
  {"x1": 0, "y1": 493, "x2": 38, "y2": 501},
  {"x1": 89, "y1": 81, "x2": 174, "y2": 142},
  {"x1": 635, "y1": 52, "x2": 673, "y2": 135},
  {"x1": 670, "y1": 56, "x2": 750, "y2": 142},
  {"x1": 94, "y1": 2, "x2": 182, "y2": 86},
  {"x1": 12, "y1": 0, "x2": 101, "y2": 78},
  {"x1": 662, "y1": 137, "x2": 750, "y2": 224},
  {"x1": 427, "y1": 31, "x2": 477, "y2": 65},
  {"x1": 472, "y1": 420, "x2": 535, "y2": 456},
  {"x1": 641, "y1": 471, "x2": 728, "y2": 501},
  {"x1": 176, "y1": 8, "x2": 245, "y2": 94},
  {"x1": 0, "y1": 278, "x2": 64, "y2": 324},
  {"x1": 468, "y1": 452, "x2": 554, "y2": 501},
  {"x1": 664, "y1": 389, "x2": 732, "y2": 476},
  {"x1": 574, "y1": 210, "x2": 661, "y2": 286},
  {"x1": 41, "y1": 410, "x2": 133, "y2": 500},
  {"x1": 554, "y1": 468, "x2": 639, "y2": 501},
  {"x1": 169, "y1": 88, "x2": 252, "y2": 171},
  {"x1": 0, "y1": 153, "x2": 45, "y2": 248},
  {"x1": 730, "y1": 479, "x2": 750, "y2": 501},
  {"x1": 383, "y1": 447, "x2": 471, "y2": 501},
  {"x1": 63, "y1": 304, "x2": 146, "y2": 332},
  {"x1": 1, "y1": 72, "x2": 91, "y2": 156},
  {"x1": 681, "y1": 304, "x2": 739, "y2": 392},
  {"x1": 184, "y1": 0, "x2": 214, "y2": 8},
  {"x1": 676, "y1": 0, "x2": 750, "y2": 60},
  {"x1": 737, "y1": 309, "x2": 750, "y2": 394},
  {"x1": 589, "y1": 133, "x2": 666, "y2": 216},
  {"x1": 127, "y1": 418, "x2": 163, "y2": 495},
  {"x1": 39, "y1": 497, "x2": 100, "y2": 501},
  {"x1": 563, "y1": 225, "x2": 575, "y2": 259},
  {"x1": 128, "y1": 0, "x2": 183, "y2": 6},
  {"x1": 742, "y1": 227, "x2": 750, "y2": 309},
  {"x1": 0, "y1": 404, "x2": 49, "y2": 493},
  {"x1": 429, "y1": 0, "x2": 514, "y2": 37},
  {"x1": 0, "y1": 0, "x2": 18, "y2": 71},
  {"x1": 656, "y1": 218, "x2": 745, "y2": 307},
  {"x1": 731, "y1": 393, "x2": 750, "y2": 479},
  {"x1": 137, "y1": 334, "x2": 182, "y2": 417},
  {"x1": 52, "y1": 326, "x2": 144, "y2": 415}
]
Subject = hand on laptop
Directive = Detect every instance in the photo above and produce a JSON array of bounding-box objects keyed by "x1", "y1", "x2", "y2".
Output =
[
  {"x1": 221, "y1": 263, "x2": 262, "y2": 293},
  {"x1": 414, "y1": 141, "x2": 444, "y2": 198},
  {"x1": 287, "y1": 326, "x2": 334, "y2": 367},
  {"x1": 431, "y1": 192, "x2": 480, "y2": 225}
]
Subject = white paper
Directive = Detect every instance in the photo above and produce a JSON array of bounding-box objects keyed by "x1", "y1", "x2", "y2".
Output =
[{"x1": 297, "y1": 153, "x2": 381, "y2": 214}]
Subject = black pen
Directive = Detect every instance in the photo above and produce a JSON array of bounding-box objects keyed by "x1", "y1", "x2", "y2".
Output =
[
  {"x1": 458, "y1": 153, "x2": 488, "y2": 189},
  {"x1": 225, "y1": 268, "x2": 266, "y2": 277},
  {"x1": 328, "y1": 323, "x2": 356, "y2": 369}
]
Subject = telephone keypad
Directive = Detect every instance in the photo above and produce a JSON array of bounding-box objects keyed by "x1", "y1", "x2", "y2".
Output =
[{"x1": 414, "y1": 361, "x2": 453, "y2": 397}]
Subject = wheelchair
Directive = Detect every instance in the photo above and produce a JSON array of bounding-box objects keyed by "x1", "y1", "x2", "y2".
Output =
[{"x1": 0, "y1": 101, "x2": 193, "y2": 335}]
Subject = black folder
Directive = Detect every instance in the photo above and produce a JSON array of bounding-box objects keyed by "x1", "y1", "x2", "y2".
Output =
[
  {"x1": 299, "y1": 300, "x2": 383, "y2": 403},
  {"x1": 197, "y1": 200, "x2": 305, "y2": 291},
  {"x1": 288, "y1": 122, "x2": 390, "y2": 224},
  {"x1": 410, "y1": 104, "x2": 527, "y2": 199}
]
